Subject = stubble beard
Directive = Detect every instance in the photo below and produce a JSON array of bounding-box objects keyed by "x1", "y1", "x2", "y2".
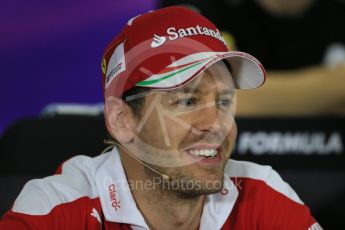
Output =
[
  {"x1": 134, "y1": 123, "x2": 231, "y2": 198},
  {"x1": 142, "y1": 163, "x2": 225, "y2": 199}
]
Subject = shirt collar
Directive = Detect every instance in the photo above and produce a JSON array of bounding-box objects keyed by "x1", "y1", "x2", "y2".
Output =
[
  {"x1": 199, "y1": 174, "x2": 238, "y2": 230},
  {"x1": 95, "y1": 147, "x2": 238, "y2": 230},
  {"x1": 95, "y1": 147, "x2": 149, "y2": 229}
]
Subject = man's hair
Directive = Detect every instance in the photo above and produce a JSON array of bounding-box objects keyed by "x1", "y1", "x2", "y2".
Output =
[{"x1": 121, "y1": 86, "x2": 150, "y2": 117}]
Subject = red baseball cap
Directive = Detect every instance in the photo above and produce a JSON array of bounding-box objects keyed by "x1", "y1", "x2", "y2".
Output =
[{"x1": 101, "y1": 6, "x2": 266, "y2": 99}]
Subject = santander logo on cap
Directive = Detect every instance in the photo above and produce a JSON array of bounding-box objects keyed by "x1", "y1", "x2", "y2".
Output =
[
  {"x1": 151, "y1": 34, "x2": 167, "y2": 48},
  {"x1": 150, "y1": 25, "x2": 227, "y2": 48}
]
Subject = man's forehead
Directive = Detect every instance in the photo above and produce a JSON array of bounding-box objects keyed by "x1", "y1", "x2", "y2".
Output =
[
  {"x1": 166, "y1": 62, "x2": 234, "y2": 94},
  {"x1": 175, "y1": 85, "x2": 235, "y2": 96}
]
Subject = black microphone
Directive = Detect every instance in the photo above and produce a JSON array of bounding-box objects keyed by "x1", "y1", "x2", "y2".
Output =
[{"x1": 103, "y1": 140, "x2": 170, "y2": 181}]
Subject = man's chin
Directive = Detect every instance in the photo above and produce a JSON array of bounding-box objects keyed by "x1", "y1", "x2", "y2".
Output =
[
  {"x1": 164, "y1": 174, "x2": 224, "y2": 199},
  {"x1": 173, "y1": 183, "x2": 224, "y2": 199}
]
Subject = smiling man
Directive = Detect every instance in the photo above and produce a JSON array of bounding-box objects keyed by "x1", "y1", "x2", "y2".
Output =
[{"x1": 0, "y1": 6, "x2": 322, "y2": 230}]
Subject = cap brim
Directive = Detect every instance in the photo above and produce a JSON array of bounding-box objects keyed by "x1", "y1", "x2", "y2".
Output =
[{"x1": 136, "y1": 51, "x2": 266, "y2": 90}]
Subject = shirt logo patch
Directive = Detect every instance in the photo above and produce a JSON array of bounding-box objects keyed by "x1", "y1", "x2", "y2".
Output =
[
  {"x1": 109, "y1": 184, "x2": 121, "y2": 211},
  {"x1": 220, "y1": 188, "x2": 229, "y2": 196},
  {"x1": 91, "y1": 208, "x2": 102, "y2": 224}
]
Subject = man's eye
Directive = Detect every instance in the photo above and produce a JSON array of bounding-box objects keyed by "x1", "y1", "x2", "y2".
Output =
[
  {"x1": 177, "y1": 98, "x2": 196, "y2": 106},
  {"x1": 217, "y1": 99, "x2": 232, "y2": 107}
]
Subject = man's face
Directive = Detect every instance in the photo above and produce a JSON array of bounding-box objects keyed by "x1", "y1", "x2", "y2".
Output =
[{"x1": 127, "y1": 61, "x2": 237, "y2": 196}]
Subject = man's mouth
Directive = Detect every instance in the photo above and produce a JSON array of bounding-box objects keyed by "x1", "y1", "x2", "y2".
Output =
[
  {"x1": 187, "y1": 149, "x2": 218, "y2": 157},
  {"x1": 184, "y1": 145, "x2": 222, "y2": 164}
]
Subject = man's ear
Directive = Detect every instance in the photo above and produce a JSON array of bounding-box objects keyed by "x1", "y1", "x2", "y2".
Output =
[{"x1": 104, "y1": 97, "x2": 134, "y2": 143}]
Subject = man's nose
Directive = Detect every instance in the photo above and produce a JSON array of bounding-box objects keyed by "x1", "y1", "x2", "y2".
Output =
[{"x1": 194, "y1": 104, "x2": 223, "y2": 133}]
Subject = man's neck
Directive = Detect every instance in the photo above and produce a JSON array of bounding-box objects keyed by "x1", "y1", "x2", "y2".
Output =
[
  {"x1": 133, "y1": 185, "x2": 205, "y2": 230},
  {"x1": 119, "y1": 149, "x2": 205, "y2": 230}
]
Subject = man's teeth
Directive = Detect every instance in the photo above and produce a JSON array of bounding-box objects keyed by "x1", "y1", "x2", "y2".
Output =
[{"x1": 188, "y1": 149, "x2": 217, "y2": 157}]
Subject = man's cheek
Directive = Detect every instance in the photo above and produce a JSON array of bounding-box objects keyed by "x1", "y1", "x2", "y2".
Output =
[{"x1": 165, "y1": 123, "x2": 179, "y2": 146}]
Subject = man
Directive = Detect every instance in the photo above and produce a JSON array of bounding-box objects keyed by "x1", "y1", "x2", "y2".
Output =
[{"x1": 0, "y1": 6, "x2": 322, "y2": 230}]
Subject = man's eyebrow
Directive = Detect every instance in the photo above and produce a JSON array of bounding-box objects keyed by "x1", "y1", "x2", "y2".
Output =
[
  {"x1": 167, "y1": 87, "x2": 201, "y2": 94},
  {"x1": 219, "y1": 89, "x2": 235, "y2": 96},
  {"x1": 167, "y1": 88, "x2": 235, "y2": 97}
]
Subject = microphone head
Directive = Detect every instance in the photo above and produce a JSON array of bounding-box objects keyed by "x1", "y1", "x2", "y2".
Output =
[{"x1": 162, "y1": 174, "x2": 170, "y2": 181}]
